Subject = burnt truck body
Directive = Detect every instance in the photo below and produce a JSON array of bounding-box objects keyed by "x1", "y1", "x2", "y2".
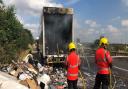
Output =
[{"x1": 40, "y1": 7, "x2": 73, "y2": 63}]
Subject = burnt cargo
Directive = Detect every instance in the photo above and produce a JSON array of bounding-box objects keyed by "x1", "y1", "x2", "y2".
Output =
[{"x1": 40, "y1": 7, "x2": 73, "y2": 57}]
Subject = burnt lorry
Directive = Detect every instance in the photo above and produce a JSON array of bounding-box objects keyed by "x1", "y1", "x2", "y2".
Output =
[{"x1": 39, "y1": 7, "x2": 73, "y2": 64}]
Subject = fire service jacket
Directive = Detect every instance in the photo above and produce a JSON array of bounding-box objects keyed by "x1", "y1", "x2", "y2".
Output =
[
  {"x1": 95, "y1": 48, "x2": 112, "y2": 74},
  {"x1": 66, "y1": 51, "x2": 80, "y2": 80}
]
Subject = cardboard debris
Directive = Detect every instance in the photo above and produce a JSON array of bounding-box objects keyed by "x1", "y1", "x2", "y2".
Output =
[
  {"x1": 19, "y1": 80, "x2": 29, "y2": 87},
  {"x1": 0, "y1": 72, "x2": 28, "y2": 89},
  {"x1": 0, "y1": 61, "x2": 85, "y2": 89},
  {"x1": 26, "y1": 78, "x2": 39, "y2": 89}
]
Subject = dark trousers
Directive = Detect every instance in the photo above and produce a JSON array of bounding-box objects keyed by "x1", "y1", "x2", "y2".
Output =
[
  {"x1": 93, "y1": 74, "x2": 110, "y2": 89},
  {"x1": 67, "y1": 79, "x2": 78, "y2": 89}
]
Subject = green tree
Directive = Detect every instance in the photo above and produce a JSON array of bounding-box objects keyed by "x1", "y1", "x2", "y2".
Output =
[
  {"x1": 91, "y1": 39, "x2": 99, "y2": 49},
  {"x1": 0, "y1": 1, "x2": 34, "y2": 64},
  {"x1": 0, "y1": 0, "x2": 3, "y2": 4}
]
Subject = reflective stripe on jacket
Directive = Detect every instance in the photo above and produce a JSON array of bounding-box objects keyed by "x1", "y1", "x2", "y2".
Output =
[
  {"x1": 66, "y1": 51, "x2": 80, "y2": 80},
  {"x1": 95, "y1": 48, "x2": 112, "y2": 74}
]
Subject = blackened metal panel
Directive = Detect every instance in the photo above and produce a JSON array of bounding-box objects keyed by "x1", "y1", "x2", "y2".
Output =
[{"x1": 43, "y1": 7, "x2": 73, "y2": 55}]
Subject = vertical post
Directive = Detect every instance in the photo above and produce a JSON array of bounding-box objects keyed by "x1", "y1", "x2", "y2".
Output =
[
  {"x1": 72, "y1": 9, "x2": 74, "y2": 42},
  {"x1": 42, "y1": 14, "x2": 45, "y2": 57},
  {"x1": 41, "y1": 7, "x2": 45, "y2": 57}
]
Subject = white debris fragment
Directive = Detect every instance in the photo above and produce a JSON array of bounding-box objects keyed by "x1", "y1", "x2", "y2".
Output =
[
  {"x1": 37, "y1": 73, "x2": 51, "y2": 89},
  {"x1": 0, "y1": 72, "x2": 28, "y2": 89},
  {"x1": 19, "y1": 73, "x2": 31, "y2": 80},
  {"x1": 37, "y1": 63, "x2": 44, "y2": 72},
  {"x1": 0, "y1": 81, "x2": 28, "y2": 89}
]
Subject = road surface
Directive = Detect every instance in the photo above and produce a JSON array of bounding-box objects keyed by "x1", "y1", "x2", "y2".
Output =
[{"x1": 80, "y1": 56, "x2": 128, "y2": 89}]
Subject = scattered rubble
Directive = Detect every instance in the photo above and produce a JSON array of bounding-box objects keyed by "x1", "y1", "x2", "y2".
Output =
[
  {"x1": 1, "y1": 57, "x2": 128, "y2": 89},
  {"x1": 0, "y1": 61, "x2": 72, "y2": 89}
]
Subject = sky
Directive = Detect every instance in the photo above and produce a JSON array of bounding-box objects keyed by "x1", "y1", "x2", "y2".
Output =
[{"x1": 3, "y1": 0, "x2": 128, "y2": 43}]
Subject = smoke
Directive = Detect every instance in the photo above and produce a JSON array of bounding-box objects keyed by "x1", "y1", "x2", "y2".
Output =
[{"x1": 43, "y1": 13, "x2": 73, "y2": 55}]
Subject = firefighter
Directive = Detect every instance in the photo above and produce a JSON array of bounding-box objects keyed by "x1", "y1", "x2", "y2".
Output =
[
  {"x1": 65, "y1": 42, "x2": 81, "y2": 89},
  {"x1": 93, "y1": 37, "x2": 112, "y2": 89}
]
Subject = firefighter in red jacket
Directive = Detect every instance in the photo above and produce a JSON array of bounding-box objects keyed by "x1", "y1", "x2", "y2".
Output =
[
  {"x1": 93, "y1": 37, "x2": 112, "y2": 89},
  {"x1": 65, "y1": 42, "x2": 81, "y2": 89}
]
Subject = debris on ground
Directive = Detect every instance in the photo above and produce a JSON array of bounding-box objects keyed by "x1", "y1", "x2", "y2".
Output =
[
  {"x1": 1, "y1": 56, "x2": 128, "y2": 89},
  {"x1": 0, "y1": 61, "x2": 72, "y2": 89}
]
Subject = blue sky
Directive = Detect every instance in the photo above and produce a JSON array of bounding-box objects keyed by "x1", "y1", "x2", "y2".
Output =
[
  {"x1": 3, "y1": 0, "x2": 128, "y2": 43},
  {"x1": 56, "y1": 0, "x2": 124, "y2": 23}
]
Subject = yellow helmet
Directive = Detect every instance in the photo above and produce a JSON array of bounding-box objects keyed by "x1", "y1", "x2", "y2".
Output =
[
  {"x1": 99, "y1": 37, "x2": 109, "y2": 46},
  {"x1": 68, "y1": 42, "x2": 76, "y2": 51}
]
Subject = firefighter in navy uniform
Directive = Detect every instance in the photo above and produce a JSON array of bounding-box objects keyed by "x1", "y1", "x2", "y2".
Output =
[
  {"x1": 65, "y1": 42, "x2": 81, "y2": 89},
  {"x1": 93, "y1": 37, "x2": 112, "y2": 89}
]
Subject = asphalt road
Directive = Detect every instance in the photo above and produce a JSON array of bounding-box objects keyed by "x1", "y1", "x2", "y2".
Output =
[{"x1": 80, "y1": 56, "x2": 128, "y2": 89}]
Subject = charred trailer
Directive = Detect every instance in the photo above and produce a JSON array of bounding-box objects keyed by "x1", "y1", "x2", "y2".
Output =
[{"x1": 40, "y1": 7, "x2": 73, "y2": 64}]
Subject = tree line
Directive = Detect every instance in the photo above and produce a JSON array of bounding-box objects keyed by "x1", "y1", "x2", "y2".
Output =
[{"x1": 0, "y1": 0, "x2": 34, "y2": 64}]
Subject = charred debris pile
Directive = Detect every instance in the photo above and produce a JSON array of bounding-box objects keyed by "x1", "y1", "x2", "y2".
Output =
[{"x1": 0, "y1": 60, "x2": 84, "y2": 89}]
